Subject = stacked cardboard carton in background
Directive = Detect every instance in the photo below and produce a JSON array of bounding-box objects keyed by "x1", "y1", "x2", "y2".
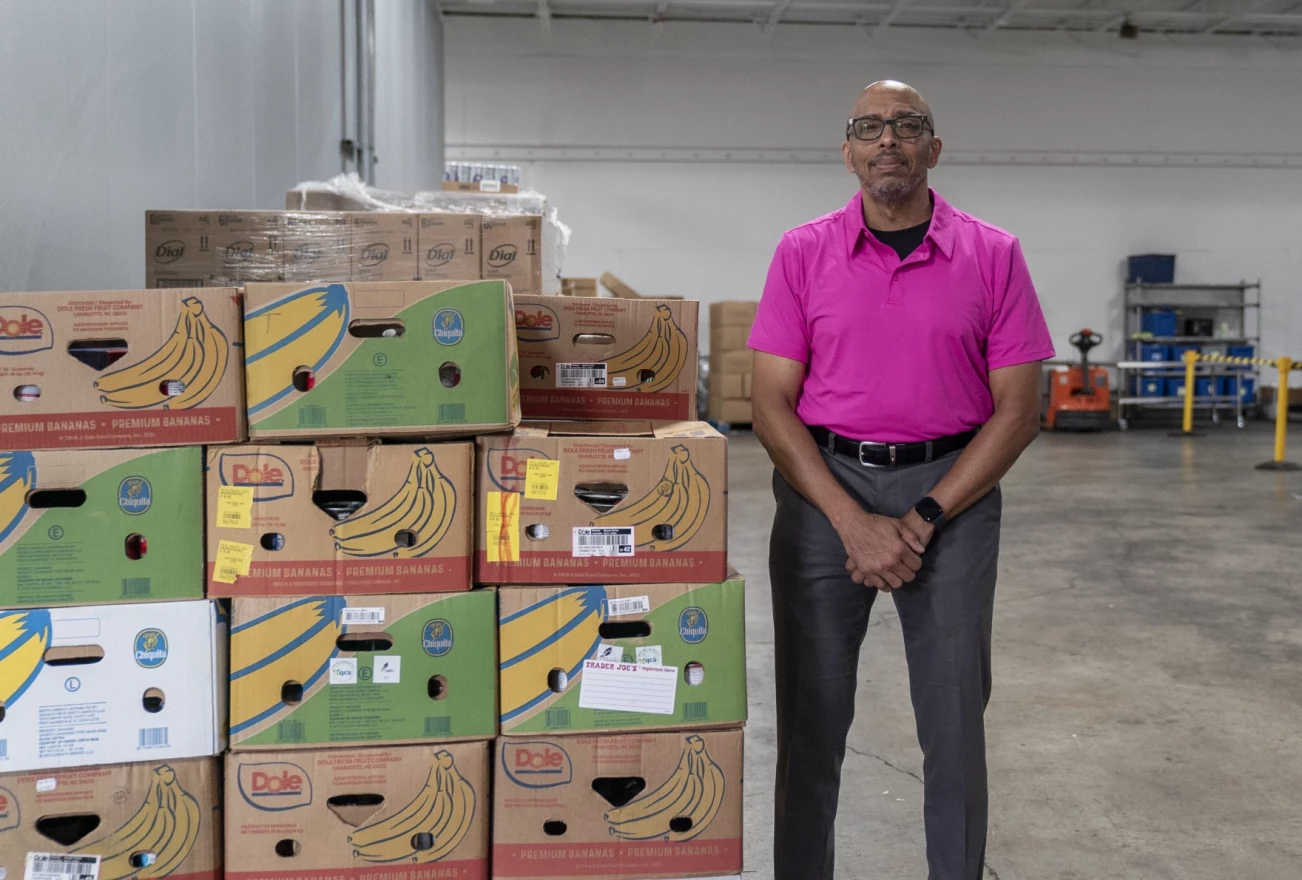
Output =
[{"x1": 708, "y1": 301, "x2": 757, "y2": 424}]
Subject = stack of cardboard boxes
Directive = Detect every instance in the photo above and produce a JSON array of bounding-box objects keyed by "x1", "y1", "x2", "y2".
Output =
[{"x1": 707, "y1": 302, "x2": 758, "y2": 425}]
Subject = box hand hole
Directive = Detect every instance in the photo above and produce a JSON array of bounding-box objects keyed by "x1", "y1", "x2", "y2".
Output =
[
  {"x1": 591, "y1": 777, "x2": 646, "y2": 808},
  {"x1": 274, "y1": 839, "x2": 301, "y2": 858},
  {"x1": 348, "y1": 319, "x2": 405, "y2": 338},
  {"x1": 13, "y1": 384, "x2": 40, "y2": 402},
  {"x1": 68, "y1": 338, "x2": 128, "y2": 371},
  {"x1": 542, "y1": 820, "x2": 568, "y2": 836},
  {"x1": 439, "y1": 362, "x2": 461, "y2": 388},
  {"x1": 313, "y1": 489, "x2": 367, "y2": 521},
  {"x1": 35, "y1": 814, "x2": 101, "y2": 846},
  {"x1": 525, "y1": 524, "x2": 550, "y2": 540},
  {"x1": 651, "y1": 524, "x2": 674, "y2": 542},
  {"x1": 261, "y1": 533, "x2": 285, "y2": 551},
  {"x1": 142, "y1": 687, "x2": 165, "y2": 713},
  {"x1": 669, "y1": 816, "x2": 694, "y2": 833},
  {"x1": 125, "y1": 533, "x2": 148, "y2": 560},
  {"x1": 411, "y1": 832, "x2": 435, "y2": 851},
  {"x1": 573, "y1": 482, "x2": 628, "y2": 514},
  {"x1": 547, "y1": 668, "x2": 568, "y2": 693},
  {"x1": 281, "y1": 680, "x2": 304, "y2": 704},
  {"x1": 159, "y1": 379, "x2": 186, "y2": 398},
  {"x1": 530, "y1": 365, "x2": 551, "y2": 380},
  {"x1": 128, "y1": 852, "x2": 157, "y2": 869},
  {"x1": 291, "y1": 366, "x2": 315, "y2": 392},
  {"x1": 337, "y1": 632, "x2": 394, "y2": 653},
  {"x1": 598, "y1": 621, "x2": 651, "y2": 639},
  {"x1": 326, "y1": 793, "x2": 386, "y2": 827},
  {"x1": 573, "y1": 333, "x2": 615, "y2": 346},
  {"x1": 427, "y1": 674, "x2": 449, "y2": 700},
  {"x1": 27, "y1": 489, "x2": 87, "y2": 509},
  {"x1": 44, "y1": 645, "x2": 105, "y2": 666},
  {"x1": 394, "y1": 529, "x2": 417, "y2": 548},
  {"x1": 685, "y1": 661, "x2": 705, "y2": 686}
]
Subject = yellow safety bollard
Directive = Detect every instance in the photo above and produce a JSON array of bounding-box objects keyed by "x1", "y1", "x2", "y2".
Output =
[
  {"x1": 1257, "y1": 356, "x2": 1299, "y2": 471},
  {"x1": 1170, "y1": 349, "x2": 1203, "y2": 437}
]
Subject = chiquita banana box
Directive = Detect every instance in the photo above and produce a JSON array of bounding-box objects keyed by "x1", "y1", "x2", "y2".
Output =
[
  {"x1": 0, "y1": 600, "x2": 227, "y2": 772},
  {"x1": 0, "y1": 447, "x2": 203, "y2": 607},
  {"x1": 224, "y1": 742, "x2": 489, "y2": 880},
  {"x1": 498, "y1": 574, "x2": 746, "y2": 736},
  {"x1": 0, "y1": 757, "x2": 222, "y2": 880},
  {"x1": 0, "y1": 288, "x2": 245, "y2": 449},
  {"x1": 205, "y1": 442, "x2": 473, "y2": 596},
  {"x1": 475, "y1": 421, "x2": 727, "y2": 585},
  {"x1": 242, "y1": 280, "x2": 520, "y2": 440},
  {"x1": 514, "y1": 295, "x2": 699, "y2": 421},
  {"x1": 493, "y1": 729, "x2": 743, "y2": 880},
  {"x1": 228, "y1": 592, "x2": 497, "y2": 749}
]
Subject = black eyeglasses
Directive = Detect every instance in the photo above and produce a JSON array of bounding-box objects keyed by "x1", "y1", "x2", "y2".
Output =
[{"x1": 846, "y1": 114, "x2": 934, "y2": 142}]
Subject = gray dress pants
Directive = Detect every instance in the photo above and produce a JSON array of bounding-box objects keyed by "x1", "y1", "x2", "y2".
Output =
[{"x1": 770, "y1": 447, "x2": 1002, "y2": 880}]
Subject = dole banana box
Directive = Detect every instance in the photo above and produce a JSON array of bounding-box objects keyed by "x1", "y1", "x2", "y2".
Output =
[
  {"x1": 0, "y1": 447, "x2": 204, "y2": 608},
  {"x1": 228, "y1": 591, "x2": 497, "y2": 749},
  {"x1": 0, "y1": 288, "x2": 246, "y2": 449},
  {"x1": 205, "y1": 442, "x2": 474, "y2": 596},
  {"x1": 515, "y1": 295, "x2": 699, "y2": 422},
  {"x1": 0, "y1": 600, "x2": 227, "y2": 772},
  {"x1": 498, "y1": 574, "x2": 746, "y2": 736},
  {"x1": 493, "y1": 729, "x2": 743, "y2": 879},
  {"x1": 0, "y1": 757, "x2": 222, "y2": 880},
  {"x1": 224, "y1": 742, "x2": 490, "y2": 880},
  {"x1": 243, "y1": 280, "x2": 520, "y2": 440},
  {"x1": 475, "y1": 421, "x2": 727, "y2": 585}
]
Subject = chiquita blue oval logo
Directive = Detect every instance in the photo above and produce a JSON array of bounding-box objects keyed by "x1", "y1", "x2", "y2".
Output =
[
  {"x1": 118, "y1": 477, "x2": 152, "y2": 515},
  {"x1": 432, "y1": 308, "x2": 464, "y2": 346},
  {"x1": 134, "y1": 628, "x2": 169, "y2": 668},
  {"x1": 422, "y1": 619, "x2": 454, "y2": 656},
  {"x1": 679, "y1": 607, "x2": 708, "y2": 644}
]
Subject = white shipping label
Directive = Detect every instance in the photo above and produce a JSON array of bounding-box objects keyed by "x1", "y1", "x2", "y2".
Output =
[
  {"x1": 34, "y1": 778, "x2": 56, "y2": 793},
  {"x1": 636, "y1": 645, "x2": 663, "y2": 666},
  {"x1": 341, "y1": 607, "x2": 385, "y2": 626},
  {"x1": 372, "y1": 655, "x2": 402, "y2": 684},
  {"x1": 594, "y1": 643, "x2": 624, "y2": 662},
  {"x1": 578, "y1": 660, "x2": 678, "y2": 715},
  {"x1": 606, "y1": 595, "x2": 651, "y2": 617},
  {"x1": 329, "y1": 657, "x2": 358, "y2": 685},
  {"x1": 25, "y1": 854, "x2": 100, "y2": 880},
  {"x1": 573, "y1": 527, "x2": 635, "y2": 558},
  {"x1": 612, "y1": 376, "x2": 627, "y2": 387},
  {"x1": 613, "y1": 448, "x2": 631, "y2": 460},
  {"x1": 556, "y1": 362, "x2": 608, "y2": 388}
]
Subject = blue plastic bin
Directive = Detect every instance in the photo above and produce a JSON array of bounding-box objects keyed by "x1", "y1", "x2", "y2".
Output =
[
  {"x1": 1227, "y1": 345, "x2": 1254, "y2": 359},
  {"x1": 1128, "y1": 254, "x2": 1176, "y2": 284},
  {"x1": 1139, "y1": 343, "x2": 1170, "y2": 362},
  {"x1": 1164, "y1": 378, "x2": 1186, "y2": 398},
  {"x1": 1141, "y1": 310, "x2": 1179, "y2": 337},
  {"x1": 1195, "y1": 377, "x2": 1218, "y2": 397},
  {"x1": 1218, "y1": 377, "x2": 1255, "y2": 401},
  {"x1": 1140, "y1": 378, "x2": 1165, "y2": 397},
  {"x1": 1170, "y1": 343, "x2": 1201, "y2": 362}
]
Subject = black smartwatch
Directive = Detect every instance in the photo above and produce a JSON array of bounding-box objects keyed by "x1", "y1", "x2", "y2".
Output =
[{"x1": 914, "y1": 496, "x2": 946, "y2": 531}]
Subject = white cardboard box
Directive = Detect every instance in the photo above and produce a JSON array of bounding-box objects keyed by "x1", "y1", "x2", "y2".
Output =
[{"x1": 0, "y1": 599, "x2": 227, "y2": 772}]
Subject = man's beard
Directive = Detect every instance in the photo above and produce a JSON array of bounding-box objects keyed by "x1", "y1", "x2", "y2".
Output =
[{"x1": 857, "y1": 157, "x2": 928, "y2": 207}]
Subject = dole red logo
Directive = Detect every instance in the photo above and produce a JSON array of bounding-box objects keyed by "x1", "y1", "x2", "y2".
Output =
[
  {"x1": 486, "y1": 447, "x2": 550, "y2": 493},
  {"x1": 515, "y1": 304, "x2": 560, "y2": 342},
  {"x1": 218, "y1": 452, "x2": 295, "y2": 502},
  {"x1": 0, "y1": 785, "x2": 17, "y2": 831},
  {"x1": 501, "y1": 741, "x2": 573, "y2": 789},
  {"x1": 238, "y1": 761, "x2": 313, "y2": 811},
  {"x1": 0, "y1": 306, "x2": 54, "y2": 356}
]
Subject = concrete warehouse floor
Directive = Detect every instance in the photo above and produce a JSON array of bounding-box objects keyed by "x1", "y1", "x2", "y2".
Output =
[{"x1": 729, "y1": 424, "x2": 1302, "y2": 880}]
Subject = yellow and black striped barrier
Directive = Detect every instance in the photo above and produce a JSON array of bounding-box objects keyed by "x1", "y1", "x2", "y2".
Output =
[{"x1": 1177, "y1": 350, "x2": 1301, "y2": 471}]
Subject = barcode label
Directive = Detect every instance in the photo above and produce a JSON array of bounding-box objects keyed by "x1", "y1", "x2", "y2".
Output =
[
  {"x1": 572, "y1": 527, "x2": 634, "y2": 558},
  {"x1": 297, "y1": 405, "x2": 327, "y2": 428},
  {"x1": 278, "y1": 720, "x2": 305, "y2": 742},
  {"x1": 683, "y1": 701, "x2": 709, "y2": 720},
  {"x1": 424, "y1": 716, "x2": 451, "y2": 736},
  {"x1": 25, "y1": 853, "x2": 100, "y2": 880},
  {"x1": 120, "y1": 578, "x2": 151, "y2": 597},
  {"x1": 606, "y1": 595, "x2": 651, "y2": 617},
  {"x1": 138, "y1": 727, "x2": 169, "y2": 749},
  {"x1": 545, "y1": 708, "x2": 572, "y2": 729},
  {"x1": 438, "y1": 403, "x2": 466, "y2": 423},
  {"x1": 341, "y1": 607, "x2": 385, "y2": 626},
  {"x1": 557, "y1": 362, "x2": 608, "y2": 388}
]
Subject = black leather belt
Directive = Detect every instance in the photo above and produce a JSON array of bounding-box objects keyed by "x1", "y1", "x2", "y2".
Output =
[{"x1": 809, "y1": 426, "x2": 976, "y2": 468}]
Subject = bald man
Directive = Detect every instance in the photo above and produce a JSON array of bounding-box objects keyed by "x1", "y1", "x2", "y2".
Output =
[{"x1": 748, "y1": 82, "x2": 1055, "y2": 880}]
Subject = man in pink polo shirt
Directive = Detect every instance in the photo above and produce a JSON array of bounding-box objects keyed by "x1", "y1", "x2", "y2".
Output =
[{"x1": 749, "y1": 80, "x2": 1055, "y2": 880}]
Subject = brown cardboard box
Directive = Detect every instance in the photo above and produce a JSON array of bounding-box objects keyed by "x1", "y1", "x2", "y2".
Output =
[
  {"x1": 601, "y1": 271, "x2": 642, "y2": 299},
  {"x1": 709, "y1": 325, "x2": 750, "y2": 352},
  {"x1": 282, "y1": 211, "x2": 351, "y2": 282},
  {"x1": 715, "y1": 349, "x2": 752, "y2": 373},
  {"x1": 709, "y1": 300, "x2": 758, "y2": 328},
  {"x1": 709, "y1": 399, "x2": 751, "y2": 424},
  {"x1": 206, "y1": 442, "x2": 474, "y2": 596},
  {"x1": 213, "y1": 210, "x2": 284, "y2": 282},
  {"x1": 225, "y1": 742, "x2": 490, "y2": 880},
  {"x1": 483, "y1": 215, "x2": 542, "y2": 296},
  {"x1": 493, "y1": 729, "x2": 743, "y2": 879},
  {"x1": 476, "y1": 421, "x2": 727, "y2": 585},
  {"x1": 0, "y1": 758, "x2": 222, "y2": 880},
  {"x1": 419, "y1": 213, "x2": 482, "y2": 281},
  {"x1": 515, "y1": 295, "x2": 699, "y2": 421},
  {"x1": 0, "y1": 288, "x2": 246, "y2": 449},
  {"x1": 348, "y1": 211, "x2": 418, "y2": 281},
  {"x1": 146, "y1": 210, "x2": 216, "y2": 287},
  {"x1": 562, "y1": 277, "x2": 600, "y2": 297},
  {"x1": 711, "y1": 372, "x2": 743, "y2": 400},
  {"x1": 741, "y1": 373, "x2": 751, "y2": 398}
]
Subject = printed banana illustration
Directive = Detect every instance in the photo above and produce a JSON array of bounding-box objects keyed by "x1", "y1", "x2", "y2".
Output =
[
  {"x1": 245, "y1": 284, "x2": 350, "y2": 415},
  {"x1": 0, "y1": 608, "x2": 50, "y2": 709},
  {"x1": 605, "y1": 735, "x2": 725, "y2": 842},
  {"x1": 591, "y1": 444, "x2": 709, "y2": 551},
  {"x1": 73, "y1": 763, "x2": 202, "y2": 879},
  {"x1": 498, "y1": 586, "x2": 606, "y2": 722},
  {"x1": 331, "y1": 447, "x2": 457, "y2": 558},
  {"x1": 95, "y1": 297, "x2": 229, "y2": 410},
  {"x1": 0, "y1": 450, "x2": 35, "y2": 545},
  {"x1": 349, "y1": 749, "x2": 476, "y2": 863},
  {"x1": 605, "y1": 305, "x2": 688, "y2": 393}
]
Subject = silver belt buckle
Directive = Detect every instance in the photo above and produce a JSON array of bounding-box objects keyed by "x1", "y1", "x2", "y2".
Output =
[{"x1": 858, "y1": 441, "x2": 896, "y2": 467}]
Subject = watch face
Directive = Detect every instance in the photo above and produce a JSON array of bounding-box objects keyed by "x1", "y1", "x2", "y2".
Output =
[{"x1": 916, "y1": 498, "x2": 943, "y2": 522}]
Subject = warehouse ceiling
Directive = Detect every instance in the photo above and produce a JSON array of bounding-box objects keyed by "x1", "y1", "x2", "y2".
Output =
[{"x1": 441, "y1": 0, "x2": 1302, "y2": 38}]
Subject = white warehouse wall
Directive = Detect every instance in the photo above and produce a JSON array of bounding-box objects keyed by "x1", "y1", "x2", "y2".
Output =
[{"x1": 444, "y1": 18, "x2": 1302, "y2": 367}]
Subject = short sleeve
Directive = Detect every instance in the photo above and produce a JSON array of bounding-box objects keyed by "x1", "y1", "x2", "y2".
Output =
[
  {"x1": 985, "y1": 238, "x2": 1057, "y2": 370},
  {"x1": 747, "y1": 232, "x2": 811, "y2": 364}
]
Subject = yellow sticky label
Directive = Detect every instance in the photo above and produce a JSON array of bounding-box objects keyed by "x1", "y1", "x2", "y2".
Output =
[
  {"x1": 217, "y1": 486, "x2": 254, "y2": 530},
  {"x1": 486, "y1": 491, "x2": 520, "y2": 563},
  {"x1": 213, "y1": 540, "x2": 255, "y2": 584},
  {"x1": 524, "y1": 459, "x2": 560, "y2": 501}
]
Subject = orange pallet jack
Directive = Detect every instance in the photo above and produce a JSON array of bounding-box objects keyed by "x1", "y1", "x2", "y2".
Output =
[{"x1": 1044, "y1": 329, "x2": 1110, "y2": 431}]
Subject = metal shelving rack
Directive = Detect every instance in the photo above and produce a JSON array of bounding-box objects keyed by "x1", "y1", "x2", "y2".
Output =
[{"x1": 1117, "y1": 281, "x2": 1262, "y2": 430}]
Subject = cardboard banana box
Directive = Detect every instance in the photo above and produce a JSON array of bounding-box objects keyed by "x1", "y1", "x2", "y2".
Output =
[
  {"x1": 0, "y1": 600, "x2": 227, "y2": 772},
  {"x1": 498, "y1": 574, "x2": 746, "y2": 736},
  {"x1": 0, "y1": 757, "x2": 222, "y2": 880},
  {"x1": 0, "y1": 447, "x2": 203, "y2": 607},
  {"x1": 515, "y1": 296, "x2": 699, "y2": 421},
  {"x1": 0, "y1": 289, "x2": 246, "y2": 449},
  {"x1": 493, "y1": 729, "x2": 743, "y2": 879},
  {"x1": 243, "y1": 280, "x2": 520, "y2": 440},
  {"x1": 228, "y1": 592, "x2": 497, "y2": 749},
  {"x1": 475, "y1": 421, "x2": 727, "y2": 585},
  {"x1": 205, "y1": 442, "x2": 474, "y2": 596},
  {"x1": 224, "y1": 742, "x2": 490, "y2": 880}
]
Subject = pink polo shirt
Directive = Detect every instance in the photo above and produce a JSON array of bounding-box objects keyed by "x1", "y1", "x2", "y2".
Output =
[{"x1": 748, "y1": 190, "x2": 1055, "y2": 443}]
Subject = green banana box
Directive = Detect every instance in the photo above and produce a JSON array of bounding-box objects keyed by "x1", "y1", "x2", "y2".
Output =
[
  {"x1": 228, "y1": 591, "x2": 498, "y2": 749},
  {"x1": 498, "y1": 574, "x2": 746, "y2": 735},
  {"x1": 0, "y1": 447, "x2": 204, "y2": 607},
  {"x1": 243, "y1": 280, "x2": 520, "y2": 440},
  {"x1": 0, "y1": 288, "x2": 246, "y2": 449},
  {"x1": 224, "y1": 742, "x2": 490, "y2": 880},
  {"x1": 0, "y1": 757, "x2": 222, "y2": 880},
  {"x1": 493, "y1": 729, "x2": 743, "y2": 879}
]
